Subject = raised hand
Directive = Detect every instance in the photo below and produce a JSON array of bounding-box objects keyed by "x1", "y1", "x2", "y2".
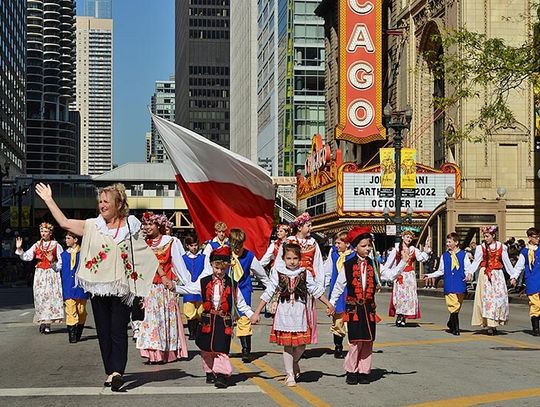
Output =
[
  {"x1": 15, "y1": 236, "x2": 23, "y2": 250},
  {"x1": 35, "y1": 183, "x2": 53, "y2": 202}
]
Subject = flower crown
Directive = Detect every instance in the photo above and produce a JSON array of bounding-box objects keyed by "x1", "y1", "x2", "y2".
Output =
[
  {"x1": 39, "y1": 222, "x2": 54, "y2": 232},
  {"x1": 142, "y1": 212, "x2": 173, "y2": 229},
  {"x1": 290, "y1": 212, "x2": 311, "y2": 228},
  {"x1": 480, "y1": 225, "x2": 498, "y2": 235}
]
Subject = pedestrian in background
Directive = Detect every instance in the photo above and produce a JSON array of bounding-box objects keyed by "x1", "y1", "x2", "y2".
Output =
[
  {"x1": 35, "y1": 182, "x2": 158, "y2": 391},
  {"x1": 381, "y1": 231, "x2": 431, "y2": 327},
  {"x1": 60, "y1": 231, "x2": 89, "y2": 343},
  {"x1": 182, "y1": 234, "x2": 206, "y2": 340},
  {"x1": 470, "y1": 225, "x2": 518, "y2": 335},
  {"x1": 423, "y1": 233, "x2": 473, "y2": 335},
  {"x1": 136, "y1": 212, "x2": 189, "y2": 364},
  {"x1": 513, "y1": 227, "x2": 540, "y2": 336},
  {"x1": 15, "y1": 222, "x2": 64, "y2": 334}
]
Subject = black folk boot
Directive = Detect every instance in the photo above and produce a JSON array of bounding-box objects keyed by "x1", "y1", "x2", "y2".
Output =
[
  {"x1": 446, "y1": 314, "x2": 454, "y2": 334},
  {"x1": 76, "y1": 324, "x2": 84, "y2": 342},
  {"x1": 333, "y1": 335, "x2": 345, "y2": 359},
  {"x1": 531, "y1": 316, "x2": 540, "y2": 336},
  {"x1": 453, "y1": 313, "x2": 460, "y2": 336},
  {"x1": 240, "y1": 336, "x2": 251, "y2": 362},
  {"x1": 67, "y1": 325, "x2": 77, "y2": 343},
  {"x1": 187, "y1": 320, "x2": 196, "y2": 340}
]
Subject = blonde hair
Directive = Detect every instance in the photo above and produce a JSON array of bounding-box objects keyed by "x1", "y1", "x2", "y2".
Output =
[
  {"x1": 229, "y1": 228, "x2": 246, "y2": 245},
  {"x1": 98, "y1": 183, "x2": 129, "y2": 218},
  {"x1": 214, "y1": 221, "x2": 227, "y2": 232}
]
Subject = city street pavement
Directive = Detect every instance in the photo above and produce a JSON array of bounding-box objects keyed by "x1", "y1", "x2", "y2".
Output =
[{"x1": 1, "y1": 287, "x2": 540, "y2": 407}]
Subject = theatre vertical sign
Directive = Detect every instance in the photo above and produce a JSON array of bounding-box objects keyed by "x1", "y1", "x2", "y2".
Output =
[{"x1": 336, "y1": 1, "x2": 384, "y2": 144}]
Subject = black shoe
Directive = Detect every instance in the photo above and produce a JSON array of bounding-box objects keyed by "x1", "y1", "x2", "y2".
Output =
[
  {"x1": 357, "y1": 373, "x2": 370, "y2": 384},
  {"x1": 76, "y1": 324, "x2": 84, "y2": 342},
  {"x1": 111, "y1": 375, "x2": 124, "y2": 392},
  {"x1": 67, "y1": 325, "x2": 77, "y2": 343},
  {"x1": 104, "y1": 381, "x2": 112, "y2": 388},
  {"x1": 214, "y1": 373, "x2": 228, "y2": 388},
  {"x1": 346, "y1": 372, "x2": 358, "y2": 385},
  {"x1": 39, "y1": 324, "x2": 45, "y2": 334},
  {"x1": 206, "y1": 373, "x2": 216, "y2": 384},
  {"x1": 334, "y1": 345, "x2": 345, "y2": 359},
  {"x1": 43, "y1": 324, "x2": 51, "y2": 334}
]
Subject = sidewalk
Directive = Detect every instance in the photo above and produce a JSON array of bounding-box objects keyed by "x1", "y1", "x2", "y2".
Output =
[{"x1": 379, "y1": 285, "x2": 530, "y2": 305}]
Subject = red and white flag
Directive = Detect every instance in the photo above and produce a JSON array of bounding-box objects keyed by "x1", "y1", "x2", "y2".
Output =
[{"x1": 151, "y1": 114, "x2": 275, "y2": 258}]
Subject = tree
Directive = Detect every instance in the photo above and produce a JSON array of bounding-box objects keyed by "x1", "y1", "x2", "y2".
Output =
[{"x1": 427, "y1": 5, "x2": 540, "y2": 142}]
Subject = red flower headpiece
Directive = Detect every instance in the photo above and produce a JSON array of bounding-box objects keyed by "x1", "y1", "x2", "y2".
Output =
[
  {"x1": 480, "y1": 225, "x2": 498, "y2": 235},
  {"x1": 141, "y1": 211, "x2": 173, "y2": 229},
  {"x1": 290, "y1": 212, "x2": 311, "y2": 228}
]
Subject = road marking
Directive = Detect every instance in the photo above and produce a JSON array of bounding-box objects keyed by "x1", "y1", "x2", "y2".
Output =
[
  {"x1": 405, "y1": 387, "x2": 540, "y2": 406},
  {"x1": 229, "y1": 343, "x2": 298, "y2": 407},
  {"x1": 375, "y1": 336, "x2": 480, "y2": 348},
  {"x1": 250, "y1": 355, "x2": 332, "y2": 407},
  {"x1": 0, "y1": 385, "x2": 262, "y2": 397},
  {"x1": 480, "y1": 335, "x2": 540, "y2": 349},
  {"x1": 20, "y1": 312, "x2": 30, "y2": 316}
]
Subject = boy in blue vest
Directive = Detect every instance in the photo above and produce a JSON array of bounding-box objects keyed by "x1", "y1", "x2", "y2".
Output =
[
  {"x1": 324, "y1": 230, "x2": 356, "y2": 358},
  {"x1": 60, "y1": 232, "x2": 89, "y2": 343},
  {"x1": 182, "y1": 234, "x2": 206, "y2": 340},
  {"x1": 423, "y1": 232, "x2": 473, "y2": 335},
  {"x1": 229, "y1": 228, "x2": 270, "y2": 362},
  {"x1": 513, "y1": 227, "x2": 540, "y2": 336},
  {"x1": 203, "y1": 221, "x2": 229, "y2": 257}
]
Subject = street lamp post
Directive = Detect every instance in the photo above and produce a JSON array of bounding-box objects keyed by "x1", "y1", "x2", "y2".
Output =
[{"x1": 383, "y1": 103, "x2": 413, "y2": 248}]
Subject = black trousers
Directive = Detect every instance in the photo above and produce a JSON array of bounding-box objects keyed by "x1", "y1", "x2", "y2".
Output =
[{"x1": 91, "y1": 295, "x2": 131, "y2": 375}]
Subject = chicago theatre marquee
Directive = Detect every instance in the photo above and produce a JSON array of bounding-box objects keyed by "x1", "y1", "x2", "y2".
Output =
[{"x1": 310, "y1": 0, "x2": 536, "y2": 250}]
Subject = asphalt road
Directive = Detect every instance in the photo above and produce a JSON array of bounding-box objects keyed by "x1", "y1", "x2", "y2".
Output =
[{"x1": 1, "y1": 287, "x2": 540, "y2": 407}]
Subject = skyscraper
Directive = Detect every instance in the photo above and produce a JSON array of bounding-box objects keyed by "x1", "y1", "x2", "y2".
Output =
[
  {"x1": 26, "y1": 0, "x2": 79, "y2": 174},
  {"x1": 0, "y1": 0, "x2": 26, "y2": 174},
  {"x1": 149, "y1": 77, "x2": 175, "y2": 163},
  {"x1": 257, "y1": 0, "x2": 325, "y2": 176},
  {"x1": 175, "y1": 0, "x2": 230, "y2": 149},
  {"x1": 229, "y1": 0, "x2": 258, "y2": 163},
  {"x1": 81, "y1": 0, "x2": 112, "y2": 19},
  {"x1": 73, "y1": 16, "x2": 113, "y2": 175}
]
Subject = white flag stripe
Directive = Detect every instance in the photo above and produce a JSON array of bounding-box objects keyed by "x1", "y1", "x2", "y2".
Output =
[{"x1": 151, "y1": 114, "x2": 274, "y2": 201}]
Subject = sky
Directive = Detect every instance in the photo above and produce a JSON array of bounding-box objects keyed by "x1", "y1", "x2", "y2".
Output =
[{"x1": 78, "y1": 0, "x2": 176, "y2": 166}]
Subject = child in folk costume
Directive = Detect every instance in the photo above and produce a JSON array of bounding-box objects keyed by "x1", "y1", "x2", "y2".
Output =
[
  {"x1": 60, "y1": 232, "x2": 89, "y2": 343},
  {"x1": 381, "y1": 230, "x2": 431, "y2": 327},
  {"x1": 470, "y1": 225, "x2": 518, "y2": 335},
  {"x1": 175, "y1": 246, "x2": 254, "y2": 389},
  {"x1": 202, "y1": 221, "x2": 229, "y2": 257},
  {"x1": 330, "y1": 227, "x2": 380, "y2": 385},
  {"x1": 260, "y1": 223, "x2": 291, "y2": 269},
  {"x1": 509, "y1": 227, "x2": 540, "y2": 336},
  {"x1": 324, "y1": 230, "x2": 356, "y2": 359},
  {"x1": 183, "y1": 234, "x2": 207, "y2": 340},
  {"x1": 229, "y1": 228, "x2": 270, "y2": 362},
  {"x1": 274, "y1": 212, "x2": 325, "y2": 344},
  {"x1": 423, "y1": 233, "x2": 473, "y2": 336},
  {"x1": 15, "y1": 222, "x2": 64, "y2": 334},
  {"x1": 136, "y1": 212, "x2": 189, "y2": 364},
  {"x1": 251, "y1": 243, "x2": 334, "y2": 387}
]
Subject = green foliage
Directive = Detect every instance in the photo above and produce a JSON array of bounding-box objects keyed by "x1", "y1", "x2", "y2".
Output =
[{"x1": 429, "y1": 9, "x2": 540, "y2": 141}]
